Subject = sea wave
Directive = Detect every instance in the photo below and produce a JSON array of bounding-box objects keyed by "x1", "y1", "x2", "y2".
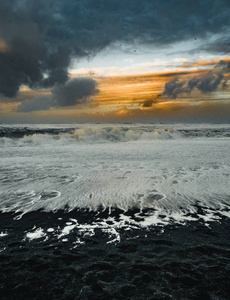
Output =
[{"x1": 0, "y1": 124, "x2": 230, "y2": 145}]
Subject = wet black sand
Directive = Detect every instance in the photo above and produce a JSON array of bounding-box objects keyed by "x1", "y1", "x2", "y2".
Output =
[{"x1": 0, "y1": 208, "x2": 230, "y2": 300}]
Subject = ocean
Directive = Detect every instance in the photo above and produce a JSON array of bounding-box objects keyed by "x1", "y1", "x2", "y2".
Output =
[{"x1": 0, "y1": 123, "x2": 230, "y2": 299}]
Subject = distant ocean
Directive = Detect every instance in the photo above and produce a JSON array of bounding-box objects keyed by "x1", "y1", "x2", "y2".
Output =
[{"x1": 0, "y1": 123, "x2": 230, "y2": 299}]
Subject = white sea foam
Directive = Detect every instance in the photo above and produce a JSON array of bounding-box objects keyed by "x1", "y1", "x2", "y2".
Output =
[
  {"x1": 26, "y1": 228, "x2": 46, "y2": 240},
  {"x1": 0, "y1": 123, "x2": 230, "y2": 227},
  {"x1": 0, "y1": 232, "x2": 8, "y2": 238}
]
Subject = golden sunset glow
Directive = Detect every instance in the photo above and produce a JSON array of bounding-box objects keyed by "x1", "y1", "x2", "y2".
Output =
[
  {"x1": 1, "y1": 55, "x2": 230, "y2": 123},
  {"x1": 86, "y1": 57, "x2": 230, "y2": 118}
]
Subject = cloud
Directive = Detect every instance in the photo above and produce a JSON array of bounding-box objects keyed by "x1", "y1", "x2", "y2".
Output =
[
  {"x1": 0, "y1": 0, "x2": 230, "y2": 98},
  {"x1": 214, "y1": 59, "x2": 230, "y2": 69},
  {"x1": 201, "y1": 36, "x2": 230, "y2": 55},
  {"x1": 51, "y1": 77, "x2": 99, "y2": 106},
  {"x1": 3, "y1": 99, "x2": 230, "y2": 123},
  {"x1": 17, "y1": 77, "x2": 99, "y2": 112},
  {"x1": 177, "y1": 57, "x2": 230, "y2": 69},
  {"x1": 192, "y1": 72, "x2": 223, "y2": 93},
  {"x1": 65, "y1": 101, "x2": 230, "y2": 123},
  {"x1": 163, "y1": 78, "x2": 187, "y2": 98},
  {"x1": 163, "y1": 71, "x2": 225, "y2": 98},
  {"x1": 17, "y1": 95, "x2": 53, "y2": 112},
  {"x1": 141, "y1": 98, "x2": 159, "y2": 108}
]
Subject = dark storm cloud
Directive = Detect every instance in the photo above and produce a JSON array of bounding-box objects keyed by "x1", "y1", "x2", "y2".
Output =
[
  {"x1": 17, "y1": 77, "x2": 98, "y2": 112},
  {"x1": 163, "y1": 78, "x2": 187, "y2": 99},
  {"x1": 163, "y1": 72, "x2": 224, "y2": 98},
  {"x1": 193, "y1": 72, "x2": 223, "y2": 93},
  {"x1": 0, "y1": 0, "x2": 230, "y2": 99},
  {"x1": 200, "y1": 36, "x2": 230, "y2": 55}
]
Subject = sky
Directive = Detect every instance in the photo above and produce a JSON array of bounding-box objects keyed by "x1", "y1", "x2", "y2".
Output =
[{"x1": 0, "y1": 0, "x2": 230, "y2": 123}]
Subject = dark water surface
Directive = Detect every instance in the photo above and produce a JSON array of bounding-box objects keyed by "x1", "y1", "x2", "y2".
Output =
[{"x1": 0, "y1": 209, "x2": 230, "y2": 300}]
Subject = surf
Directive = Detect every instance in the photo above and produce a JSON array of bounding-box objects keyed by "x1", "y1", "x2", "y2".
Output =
[{"x1": 0, "y1": 123, "x2": 229, "y2": 228}]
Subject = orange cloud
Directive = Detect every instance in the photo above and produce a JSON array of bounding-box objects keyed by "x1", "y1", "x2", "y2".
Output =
[{"x1": 179, "y1": 56, "x2": 230, "y2": 69}]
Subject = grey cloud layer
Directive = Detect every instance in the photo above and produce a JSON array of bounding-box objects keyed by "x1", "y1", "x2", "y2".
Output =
[
  {"x1": 163, "y1": 59, "x2": 230, "y2": 98},
  {"x1": 201, "y1": 36, "x2": 230, "y2": 55},
  {"x1": 0, "y1": 0, "x2": 230, "y2": 100},
  {"x1": 17, "y1": 78, "x2": 98, "y2": 112},
  {"x1": 163, "y1": 72, "x2": 224, "y2": 99}
]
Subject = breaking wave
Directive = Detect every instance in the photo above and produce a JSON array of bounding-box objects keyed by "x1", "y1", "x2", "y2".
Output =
[{"x1": 0, "y1": 123, "x2": 230, "y2": 145}]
